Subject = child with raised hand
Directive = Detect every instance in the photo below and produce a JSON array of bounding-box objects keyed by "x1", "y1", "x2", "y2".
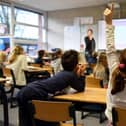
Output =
[{"x1": 104, "y1": 4, "x2": 126, "y2": 125}]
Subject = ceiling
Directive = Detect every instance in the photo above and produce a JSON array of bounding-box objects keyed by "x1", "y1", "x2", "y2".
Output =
[{"x1": 11, "y1": 0, "x2": 126, "y2": 11}]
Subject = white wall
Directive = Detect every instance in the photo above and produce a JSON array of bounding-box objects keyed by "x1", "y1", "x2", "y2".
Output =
[{"x1": 47, "y1": 3, "x2": 126, "y2": 51}]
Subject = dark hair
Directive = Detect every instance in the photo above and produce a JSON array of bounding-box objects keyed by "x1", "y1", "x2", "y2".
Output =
[
  {"x1": 111, "y1": 49, "x2": 126, "y2": 95},
  {"x1": 88, "y1": 29, "x2": 93, "y2": 33},
  {"x1": 61, "y1": 50, "x2": 78, "y2": 71},
  {"x1": 38, "y1": 50, "x2": 45, "y2": 58}
]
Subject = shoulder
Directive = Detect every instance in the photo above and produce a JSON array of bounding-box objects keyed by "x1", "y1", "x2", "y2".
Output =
[{"x1": 56, "y1": 71, "x2": 76, "y2": 77}]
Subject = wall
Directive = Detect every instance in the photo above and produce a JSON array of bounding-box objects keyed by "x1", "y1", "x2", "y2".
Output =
[{"x1": 47, "y1": 3, "x2": 126, "y2": 51}]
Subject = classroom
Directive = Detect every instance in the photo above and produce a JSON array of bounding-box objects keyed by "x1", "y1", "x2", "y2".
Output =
[{"x1": 0, "y1": 0, "x2": 126, "y2": 126}]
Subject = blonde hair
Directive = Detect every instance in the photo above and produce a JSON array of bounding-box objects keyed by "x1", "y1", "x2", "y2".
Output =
[
  {"x1": 0, "y1": 51, "x2": 6, "y2": 63},
  {"x1": 8, "y1": 46, "x2": 24, "y2": 64},
  {"x1": 93, "y1": 52, "x2": 108, "y2": 80}
]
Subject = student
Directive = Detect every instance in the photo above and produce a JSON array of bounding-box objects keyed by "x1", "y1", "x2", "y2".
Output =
[
  {"x1": 51, "y1": 48, "x2": 63, "y2": 74},
  {"x1": 93, "y1": 52, "x2": 109, "y2": 88},
  {"x1": 0, "y1": 51, "x2": 6, "y2": 77},
  {"x1": 6, "y1": 45, "x2": 27, "y2": 86},
  {"x1": 17, "y1": 49, "x2": 86, "y2": 126},
  {"x1": 35, "y1": 49, "x2": 45, "y2": 65},
  {"x1": 104, "y1": 5, "x2": 126, "y2": 125}
]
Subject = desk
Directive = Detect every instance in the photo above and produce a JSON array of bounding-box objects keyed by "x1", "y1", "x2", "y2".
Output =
[
  {"x1": 54, "y1": 88, "x2": 106, "y2": 104},
  {"x1": 0, "y1": 78, "x2": 9, "y2": 126},
  {"x1": 24, "y1": 66, "x2": 51, "y2": 83},
  {"x1": 26, "y1": 66, "x2": 53, "y2": 74},
  {"x1": 54, "y1": 88, "x2": 107, "y2": 123}
]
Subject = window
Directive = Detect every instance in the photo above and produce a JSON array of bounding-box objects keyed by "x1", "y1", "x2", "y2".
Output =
[
  {"x1": 14, "y1": 25, "x2": 38, "y2": 40},
  {"x1": 15, "y1": 8, "x2": 38, "y2": 26},
  {"x1": 0, "y1": 5, "x2": 11, "y2": 35},
  {"x1": 0, "y1": 3, "x2": 47, "y2": 51}
]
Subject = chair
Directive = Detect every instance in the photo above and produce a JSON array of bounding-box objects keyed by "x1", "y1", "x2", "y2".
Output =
[
  {"x1": 31, "y1": 100, "x2": 80, "y2": 126},
  {"x1": 112, "y1": 106, "x2": 126, "y2": 126},
  {"x1": 85, "y1": 75, "x2": 103, "y2": 88},
  {"x1": 80, "y1": 75, "x2": 105, "y2": 123},
  {"x1": 2, "y1": 67, "x2": 24, "y2": 108},
  {"x1": 24, "y1": 69, "x2": 51, "y2": 83}
]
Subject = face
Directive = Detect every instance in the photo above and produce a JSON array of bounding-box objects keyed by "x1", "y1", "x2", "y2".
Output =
[{"x1": 87, "y1": 30, "x2": 93, "y2": 37}]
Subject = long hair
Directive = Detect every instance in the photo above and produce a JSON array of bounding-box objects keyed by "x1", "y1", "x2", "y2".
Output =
[
  {"x1": 111, "y1": 49, "x2": 126, "y2": 95},
  {"x1": 8, "y1": 46, "x2": 24, "y2": 64},
  {"x1": 0, "y1": 51, "x2": 6, "y2": 63}
]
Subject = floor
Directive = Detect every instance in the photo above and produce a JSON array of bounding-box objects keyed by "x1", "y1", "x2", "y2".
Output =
[{"x1": 0, "y1": 104, "x2": 108, "y2": 126}]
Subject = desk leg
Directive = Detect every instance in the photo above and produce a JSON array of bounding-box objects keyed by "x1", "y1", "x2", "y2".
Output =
[{"x1": 0, "y1": 85, "x2": 9, "y2": 126}]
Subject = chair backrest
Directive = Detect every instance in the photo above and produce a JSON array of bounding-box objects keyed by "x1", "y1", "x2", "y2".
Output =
[
  {"x1": 85, "y1": 75, "x2": 102, "y2": 88},
  {"x1": 2, "y1": 67, "x2": 16, "y2": 86},
  {"x1": 112, "y1": 106, "x2": 126, "y2": 126},
  {"x1": 32, "y1": 100, "x2": 76, "y2": 126}
]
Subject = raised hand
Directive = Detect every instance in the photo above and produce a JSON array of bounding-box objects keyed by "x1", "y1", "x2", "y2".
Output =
[{"x1": 103, "y1": 4, "x2": 114, "y2": 25}]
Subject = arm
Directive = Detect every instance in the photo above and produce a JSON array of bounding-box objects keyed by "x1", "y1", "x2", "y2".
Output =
[
  {"x1": 21, "y1": 55, "x2": 28, "y2": 70},
  {"x1": 70, "y1": 75, "x2": 85, "y2": 92},
  {"x1": 104, "y1": 6, "x2": 119, "y2": 73},
  {"x1": 70, "y1": 64, "x2": 86, "y2": 92}
]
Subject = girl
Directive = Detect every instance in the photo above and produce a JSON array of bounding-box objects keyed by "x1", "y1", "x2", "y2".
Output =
[
  {"x1": 104, "y1": 5, "x2": 126, "y2": 125},
  {"x1": 6, "y1": 46, "x2": 27, "y2": 86},
  {"x1": 93, "y1": 52, "x2": 109, "y2": 88}
]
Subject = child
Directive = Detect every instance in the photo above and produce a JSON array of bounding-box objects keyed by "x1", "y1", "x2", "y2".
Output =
[
  {"x1": 6, "y1": 46, "x2": 27, "y2": 86},
  {"x1": 104, "y1": 5, "x2": 126, "y2": 125},
  {"x1": 51, "y1": 48, "x2": 63, "y2": 74},
  {"x1": 93, "y1": 52, "x2": 109, "y2": 88},
  {"x1": 17, "y1": 49, "x2": 86, "y2": 126}
]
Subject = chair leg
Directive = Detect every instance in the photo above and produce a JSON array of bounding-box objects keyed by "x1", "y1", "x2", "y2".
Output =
[
  {"x1": 99, "y1": 112, "x2": 107, "y2": 123},
  {"x1": 10, "y1": 87, "x2": 15, "y2": 108}
]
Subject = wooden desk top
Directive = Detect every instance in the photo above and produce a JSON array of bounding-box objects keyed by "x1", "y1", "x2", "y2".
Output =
[
  {"x1": 54, "y1": 88, "x2": 106, "y2": 104},
  {"x1": 25, "y1": 66, "x2": 53, "y2": 73}
]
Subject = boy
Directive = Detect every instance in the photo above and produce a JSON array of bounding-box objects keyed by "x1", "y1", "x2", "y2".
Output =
[{"x1": 17, "y1": 49, "x2": 86, "y2": 126}]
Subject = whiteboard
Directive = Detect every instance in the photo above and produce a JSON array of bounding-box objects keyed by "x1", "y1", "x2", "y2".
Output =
[{"x1": 64, "y1": 26, "x2": 80, "y2": 51}]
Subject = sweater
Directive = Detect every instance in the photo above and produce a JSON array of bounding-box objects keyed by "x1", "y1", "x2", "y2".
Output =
[
  {"x1": 27, "y1": 70, "x2": 85, "y2": 97},
  {"x1": 6, "y1": 55, "x2": 28, "y2": 86}
]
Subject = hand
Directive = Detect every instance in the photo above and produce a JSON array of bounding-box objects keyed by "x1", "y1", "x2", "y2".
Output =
[
  {"x1": 103, "y1": 4, "x2": 114, "y2": 25},
  {"x1": 75, "y1": 64, "x2": 86, "y2": 77}
]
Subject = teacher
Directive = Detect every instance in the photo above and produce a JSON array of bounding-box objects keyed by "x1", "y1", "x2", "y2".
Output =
[{"x1": 84, "y1": 28, "x2": 96, "y2": 64}]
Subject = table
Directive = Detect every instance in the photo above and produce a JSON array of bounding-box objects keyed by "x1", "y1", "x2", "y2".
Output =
[
  {"x1": 26, "y1": 66, "x2": 53, "y2": 74},
  {"x1": 54, "y1": 88, "x2": 107, "y2": 123},
  {"x1": 24, "y1": 66, "x2": 52, "y2": 83},
  {"x1": 54, "y1": 88, "x2": 106, "y2": 104},
  {"x1": 0, "y1": 78, "x2": 10, "y2": 126}
]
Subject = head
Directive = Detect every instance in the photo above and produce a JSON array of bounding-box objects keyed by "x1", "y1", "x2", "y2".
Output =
[
  {"x1": 0, "y1": 51, "x2": 6, "y2": 63},
  {"x1": 87, "y1": 29, "x2": 93, "y2": 37},
  {"x1": 97, "y1": 52, "x2": 108, "y2": 67},
  {"x1": 8, "y1": 45, "x2": 24, "y2": 64},
  {"x1": 111, "y1": 49, "x2": 126, "y2": 95},
  {"x1": 38, "y1": 50, "x2": 45, "y2": 58},
  {"x1": 61, "y1": 50, "x2": 79, "y2": 71},
  {"x1": 55, "y1": 49, "x2": 62, "y2": 58},
  {"x1": 13, "y1": 46, "x2": 24, "y2": 55}
]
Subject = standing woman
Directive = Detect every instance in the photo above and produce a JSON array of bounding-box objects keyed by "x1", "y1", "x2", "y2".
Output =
[
  {"x1": 104, "y1": 5, "x2": 126, "y2": 125},
  {"x1": 6, "y1": 46, "x2": 27, "y2": 86},
  {"x1": 84, "y1": 29, "x2": 96, "y2": 64}
]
